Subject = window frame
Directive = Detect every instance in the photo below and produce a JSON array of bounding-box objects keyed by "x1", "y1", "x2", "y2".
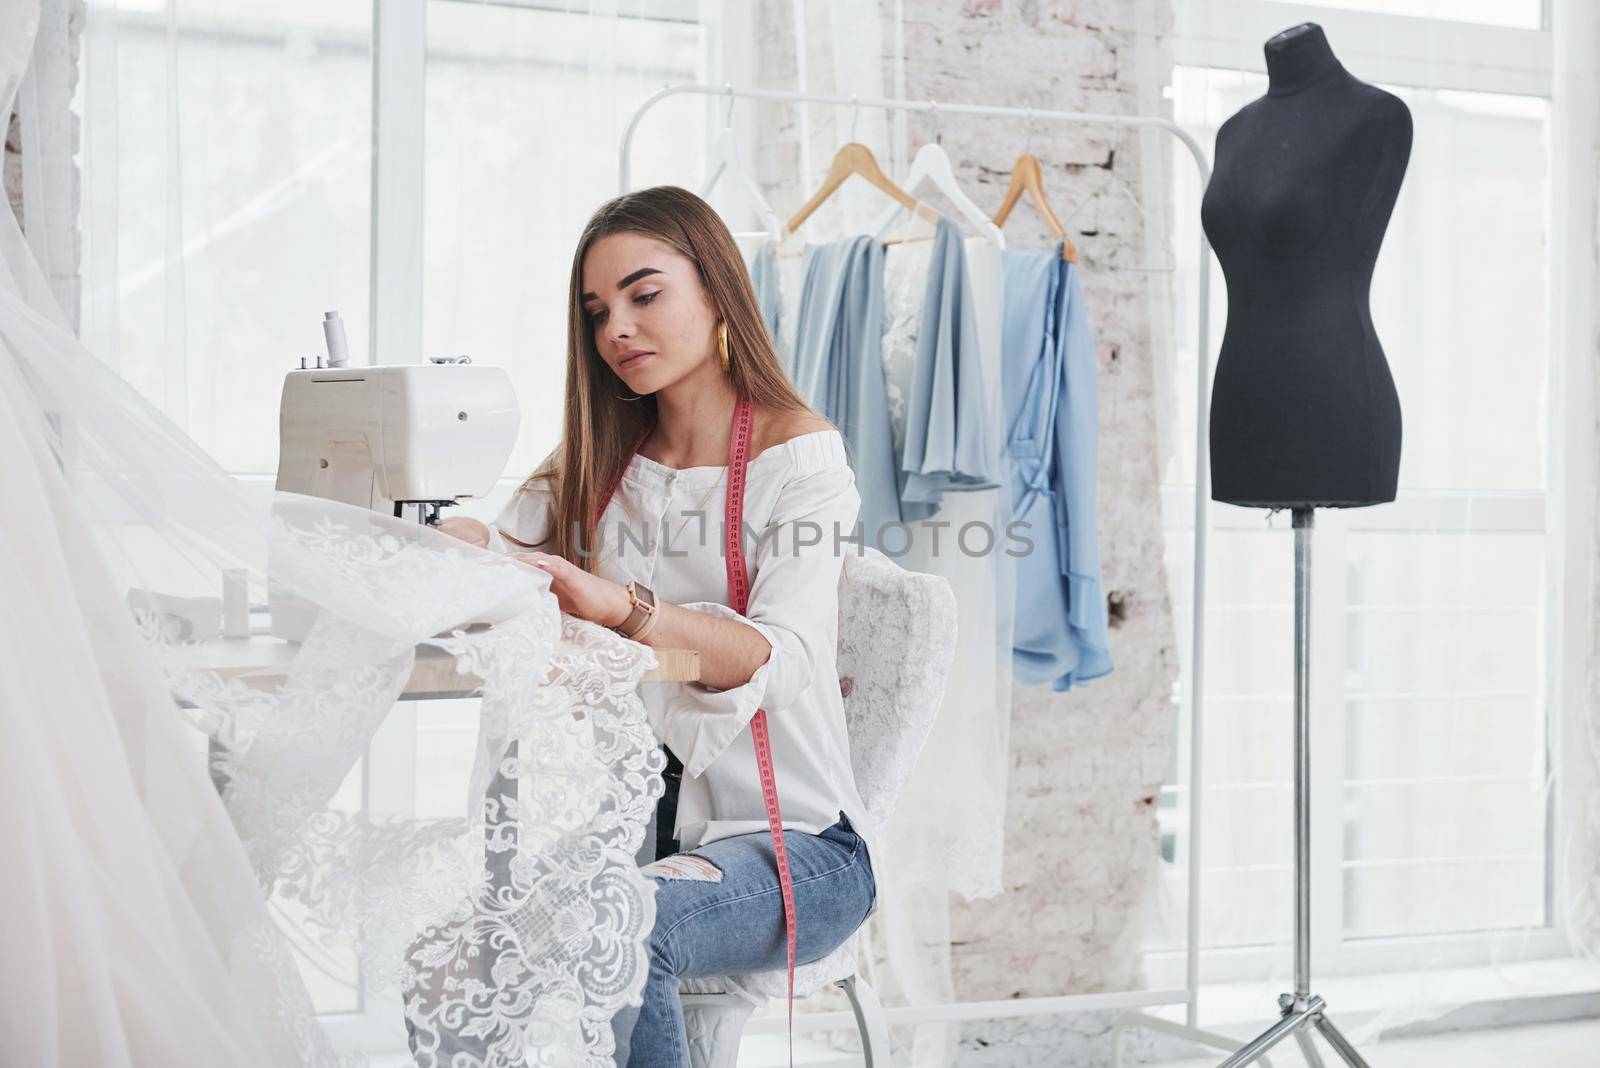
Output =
[
  {"x1": 319, "y1": 0, "x2": 722, "y2": 1049},
  {"x1": 1150, "y1": 0, "x2": 1581, "y2": 987}
]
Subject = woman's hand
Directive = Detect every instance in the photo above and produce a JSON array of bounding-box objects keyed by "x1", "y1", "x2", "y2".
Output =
[
  {"x1": 514, "y1": 552, "x2": 631, "y2": 628},
  {"x1": 436, "y1": 516, "x2": 490, "y2": 548}
]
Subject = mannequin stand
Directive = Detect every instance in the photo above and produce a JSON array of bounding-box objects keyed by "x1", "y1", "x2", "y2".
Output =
[{"x1": 1215, "y1": 508, "x2": 1369, "y2": 1068}]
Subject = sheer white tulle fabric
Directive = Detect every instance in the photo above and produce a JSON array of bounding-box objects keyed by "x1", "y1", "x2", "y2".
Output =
[{"x1": 0, "y1": 5, "x2": 660, "y2": 1064}]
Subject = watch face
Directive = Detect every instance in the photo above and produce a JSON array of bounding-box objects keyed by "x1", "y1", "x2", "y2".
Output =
[{"x1": 636, "y1": 583, "x2": 656, "y2": 609}]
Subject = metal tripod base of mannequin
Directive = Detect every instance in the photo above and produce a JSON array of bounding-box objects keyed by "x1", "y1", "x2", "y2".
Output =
[
  {"x1": 1212, "y1": 993, "x2": 1370, "y2": 1068},
  {"x1": 1108, "y1": 1012, "x2": 1279, "y2": 1067},
  {"x1": 1211, "y1": 508, "x2": 1369, "y2": 1068}
]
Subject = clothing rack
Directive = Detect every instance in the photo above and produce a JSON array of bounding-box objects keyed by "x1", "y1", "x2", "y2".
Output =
[{"x1": 621, "y1": 83, "x2": 1227, "y2": 1063}]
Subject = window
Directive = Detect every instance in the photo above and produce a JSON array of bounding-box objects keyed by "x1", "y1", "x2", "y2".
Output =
[
  {"x1": 1263, "y1": 0, "x2": 1543, "y2": 30},
  {"x1": 1151, "y1": 1, "x2": 1562, "y2": 980},
  {"x1": 366, "y1": 3, "x2": 711, "y2": 1033},
  {"x1": 80, "y1": 1, "x2": 374, "y2": 474},
  {"x1": 1342, "y1": 531, "x2": 1548, "y2": 937},
  {"x1": 421, "y1": 1, "x2": 707, "y2": 476},
  {"x1": 81, "y1": 0, "x2": 714, "y2": 1039}
]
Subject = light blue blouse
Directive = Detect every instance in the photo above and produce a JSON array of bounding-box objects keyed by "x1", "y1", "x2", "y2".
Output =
[
  {"x1": 782, "y1": 235, "x2": 902, "y2": 538},
  {"x1": 1001, "y1": 245, "x2": 1113, "y2": 689},
  {"x1": 899, "y1": 217, "x2": 1000, "y2": 517}
]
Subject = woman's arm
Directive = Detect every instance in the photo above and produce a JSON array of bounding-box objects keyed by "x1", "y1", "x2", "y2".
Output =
[
  {"x1": 436, "y1": 481, "x2": 551, "y2": 554},
  {"x1": 522, "y1": 460, "x2": 858, "y2": 778},
  {"x1": 435, "y1": 487, "x2": 771, "y2": 687},
  {"x1": 511, "y1": 552, "x2": 771, "y2": 691},
  {"x1": 444, "y1": 460, "x2": 856, "y2": 725},
  {"x1": 437, "y1": 516, "x2": 490, "y2": 547}
]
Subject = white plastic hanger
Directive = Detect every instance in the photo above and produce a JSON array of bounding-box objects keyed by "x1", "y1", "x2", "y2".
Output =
[
  {"x1": 701, "y1": 89, "x2": 785, "y2": 242},
  {"x1": 872, "y1": 104, "x2": 1005, "y2": 249}
]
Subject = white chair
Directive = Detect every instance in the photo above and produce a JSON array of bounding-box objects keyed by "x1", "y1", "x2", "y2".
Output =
[{"x1": 678, "y1": 547, "x2": 958, "y2": 1068}]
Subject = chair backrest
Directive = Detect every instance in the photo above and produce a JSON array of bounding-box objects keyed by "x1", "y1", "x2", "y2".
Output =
[
  {"x1": 673, "y1": 552, "x2": 957, "y2": 1007},
  {"x1": 835, "y1": 547, "x2": 957, "y2": 833}
]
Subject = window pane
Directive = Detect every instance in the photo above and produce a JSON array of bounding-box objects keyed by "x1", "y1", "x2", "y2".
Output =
[
  {"x1": 422, "y1": 1, "x2": 707, "y2": 477},
  {"x1": 90, "y1": 2, "x2": 373, "y2": 474},
  {"x1": 1263, "y1": 0, "x2": 1543, "y2": 30},
  {"x1": 1342, "y1": 531, "x2": 1549, "y2": 937},
  {"x1": 1375, "y1": 88, "x2": 1549, "y2": 492},
  {"x1": 1155, "y1": 524, "x2": 1297, "y2": 950},
  {"x1": 1166, "y1": 71, "x2": 1550, "y2": 494}
]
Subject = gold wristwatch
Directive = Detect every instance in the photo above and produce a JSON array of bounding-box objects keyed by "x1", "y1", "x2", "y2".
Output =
[{"x1": 615, "y1": 581, "x2": 658, "y2": 640}]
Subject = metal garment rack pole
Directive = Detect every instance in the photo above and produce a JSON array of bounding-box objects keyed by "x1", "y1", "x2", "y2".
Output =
[{"x1": 621, "y1": 83, "x2": 1229, "y2": 1056}]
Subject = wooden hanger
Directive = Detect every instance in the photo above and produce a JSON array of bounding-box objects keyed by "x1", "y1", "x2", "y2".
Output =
[
  {"x1": 992, "y1": 153, "x2": 1078, "y2": 263},
  {"x1": 785, "y1": 141, "x2": 940, "y2": 236}
]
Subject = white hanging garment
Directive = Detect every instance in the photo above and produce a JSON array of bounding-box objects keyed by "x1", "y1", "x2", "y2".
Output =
[
  {"x1": 879, "y1": 217, "x2": 1014, "y2": 900},
  {"x1": 0, "y1": 4, "x2": 660, "y2": 1064},
  {"x1": 754, "y1": 219, "x2": 1014, "y2": 903},
  {"x1": 852, "y1": 219, "x2": 1014, "y2": 1068}
]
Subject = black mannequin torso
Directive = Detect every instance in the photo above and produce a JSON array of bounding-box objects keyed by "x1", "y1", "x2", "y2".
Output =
[{"x1": 1202, "y1": 23, "x2": 1411, "y2": 508}]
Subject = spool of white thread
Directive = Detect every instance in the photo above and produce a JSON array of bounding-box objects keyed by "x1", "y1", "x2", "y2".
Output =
[
  {"x1": 323, "y1": 310, "x2": 350, "y2": 368},
  {"x1": 223, "y1": 569, "x2": 250, "y2": 638}
]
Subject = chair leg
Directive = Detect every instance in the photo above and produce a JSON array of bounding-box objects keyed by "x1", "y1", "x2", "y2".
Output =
[
  {"x1": 680, "y1": 993, "x2": 758, "y2": 1068},
  {"x1": 837, "y1": 974, "x2": 891, "y2": 1068}
]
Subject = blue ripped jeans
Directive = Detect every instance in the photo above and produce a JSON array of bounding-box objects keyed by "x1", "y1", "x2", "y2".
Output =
[{"x1": 614, "y1": 813, "x2": 877, "y2": 1067}]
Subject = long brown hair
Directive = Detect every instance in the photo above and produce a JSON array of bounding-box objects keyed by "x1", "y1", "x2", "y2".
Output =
[{"x1": 526, "y1": 185, "x2": 811, "y2": 572}]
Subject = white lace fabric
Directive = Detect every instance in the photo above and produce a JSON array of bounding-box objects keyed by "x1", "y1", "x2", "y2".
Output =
[
  {"x1": 0, "y1": 4, "x2": 662, "y2": 1063},
  {"x1": 880, "y1": 225, "x2": 935, "y2": 460}
]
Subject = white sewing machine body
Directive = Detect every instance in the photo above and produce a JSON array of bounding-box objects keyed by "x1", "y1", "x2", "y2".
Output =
[
  {"x1": 271, "y1": 362, "x2": 519, "y2": 641},
  {"x1": 275, "y1": 363, "x2": 519, "y2": 510}
]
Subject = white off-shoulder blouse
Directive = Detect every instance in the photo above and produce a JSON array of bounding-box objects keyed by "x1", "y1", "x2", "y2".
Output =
[{"x1": 486, "y1": 429, "x2": 874, "y2": 859}]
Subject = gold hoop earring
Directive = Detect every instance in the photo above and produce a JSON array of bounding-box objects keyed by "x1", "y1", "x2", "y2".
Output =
[
  {"x1": 717, "y1": 322, "x2": 731, "y2": 373},
  {"x1": 613, "y1": 387, "x2": 644, "y2": 402}
]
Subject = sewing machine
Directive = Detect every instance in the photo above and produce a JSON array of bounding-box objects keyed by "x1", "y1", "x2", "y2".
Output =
[
  {"x1": 271, "y1": 359, "x2": 520, "y2": 639},
  {"x1": 275, "y1": 360, "x2": 520, "y2": 519}
]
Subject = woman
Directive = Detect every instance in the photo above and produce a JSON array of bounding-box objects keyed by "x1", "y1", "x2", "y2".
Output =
[{"x1": 441, "y1": 186, "x2": 876, "y2": 1065}]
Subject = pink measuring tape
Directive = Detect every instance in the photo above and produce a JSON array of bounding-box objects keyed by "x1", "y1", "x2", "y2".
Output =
[{"x1": 596, "y1": 397, "x2": 799, "y2": 1050}]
